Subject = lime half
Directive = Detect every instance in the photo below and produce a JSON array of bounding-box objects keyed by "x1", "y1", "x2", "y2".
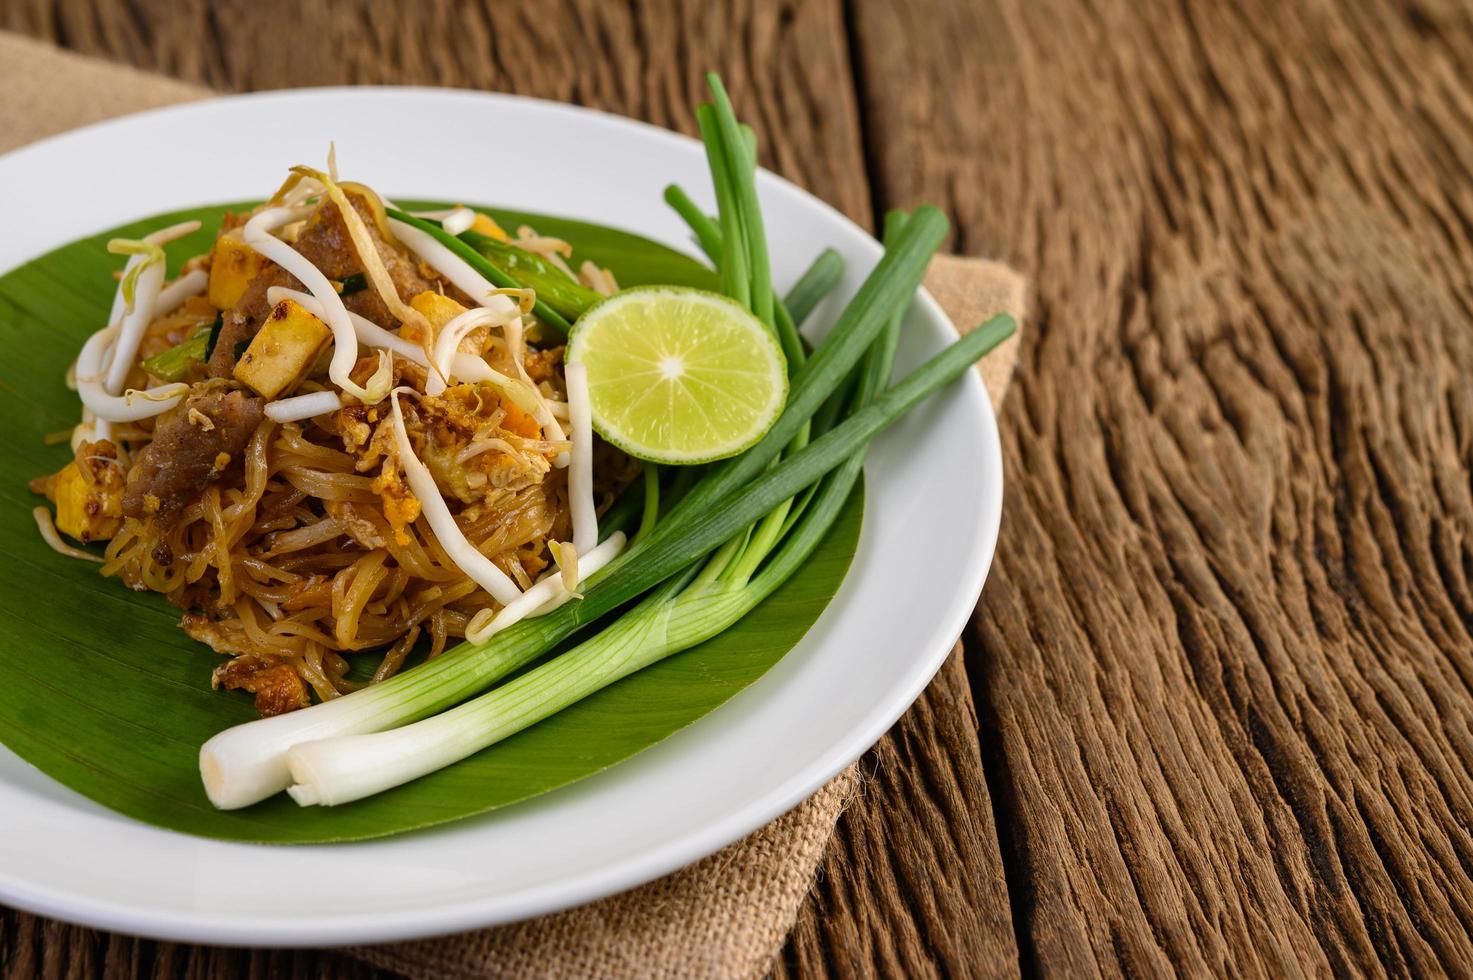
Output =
[{"x1": 565, "y1": 286, "x2": 788, "y2": 464}]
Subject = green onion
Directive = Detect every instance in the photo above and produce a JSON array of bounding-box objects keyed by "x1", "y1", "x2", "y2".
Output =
[
  {"x1": 662, "y1": 185, "x2": 722, "y2": 260},
  {"x1": 637, "y1": 464, "x2": 661, "y2": 541},
  {"x1": 384, "y1": 209, "x2": 573, "y2": 336},
  {"x1": 620, "y1": 315, "x2": 1015, "y2": 583},
  {"x1": 644, "y1": 205, "x2": 948, "y2": 542},
  {"x1": 707, "y1": 75, "x2": 775, "y2": 331},
  {"x1": 692, "y1": 74, "x2": 811, "y2": 588},
  {"x1": 696, "y1": 104, "x2": 751, "y2": 310},
  {"x1": 460, "y1": 231, "x2": 603, "y2": 319},
  {"x1": 663, "y1": 182, "x2": 843, "y2": 360},
  {"x1": 784, "y1": 249, "x2": 843, "y2": 326},
  {"x1": 729, "y1": 215, "x2": 906, "y2": 581},
  {"x1": 600, "y1": 478, "x2": 647, "y2": 541},
  {"x1": 201, "y1": 313, "x2": 225, "y2": 361}
]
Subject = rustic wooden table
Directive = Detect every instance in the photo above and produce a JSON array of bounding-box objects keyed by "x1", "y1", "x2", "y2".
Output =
[{"x1": 5, "y1": 1, "x2": 1473, "y2": 976}]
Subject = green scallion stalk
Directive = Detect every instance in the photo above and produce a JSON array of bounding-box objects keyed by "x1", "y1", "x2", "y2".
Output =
[
  {"x1": 636, "y1": 464, "x2": 661, "y2": 542},
  {"x1": 662, "y1": 185, "x2": 722, "y2": 260},
  {"x1": 664, "y1": 182, "x2": 844, "y2": 326},
  {"x1": 696, "y1": 104, "x2": 751, "y2": 309},
  {"x1": 692, "y1": 88, "x2": 810, "y2": 588},
  {"x1": 599, "y1": 482, "x2": 645, "y2": 540},
  {"x1": 663, "y1": 181, "x2": 841, "y2": 370},
  {"x1": 708, "y1": 75, "x2": 777, "y2": 335},
  {"x1": 285, "y1": 579, "x2": 753, "y2": 805},
  {"x1": 384, "y1": 209, "x2": 573, "y2": 336},
  {"x1": 618, "y1": 313, "x2": 1015, "y2": 587},
  {"x1": 729, "y1": 212, "x2": 909, "y2": 582},
  {"x1": 460, "y1": 230, "x2": 603, "y2": 319},
  {"x1": 783, "y1": 249, "x2": 844, "y2": 326},
  {"x1": 640, "y1": 205, "x2": 948, "y2": 549}
]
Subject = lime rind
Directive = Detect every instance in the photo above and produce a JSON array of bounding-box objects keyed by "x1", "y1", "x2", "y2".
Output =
[{"x1": 566, "y1": 286, "x2": 788, "y2": 465}]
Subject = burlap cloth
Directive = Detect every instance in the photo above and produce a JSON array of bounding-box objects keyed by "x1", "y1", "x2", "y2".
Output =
[{"x1": 0, "y1": 31, "x2": 1024, "y2": 979}]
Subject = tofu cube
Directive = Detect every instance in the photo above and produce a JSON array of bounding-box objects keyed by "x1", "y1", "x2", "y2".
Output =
[
  {"x1": 233, "y1": 299, "x2": 333, "y2": 399},
  {"x1": 209, "y1": 234, "x2": 267, "y2": 309}
]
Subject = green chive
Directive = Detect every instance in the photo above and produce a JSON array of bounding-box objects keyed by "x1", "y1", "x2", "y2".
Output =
[{"x1": 384, "y1": 209, "x2": 573, "y2": 336}]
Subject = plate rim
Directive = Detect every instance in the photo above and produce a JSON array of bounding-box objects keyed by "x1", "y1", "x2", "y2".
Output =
[{"x1": 0, "y1": 85, "x2": 1003, "y2": 945}]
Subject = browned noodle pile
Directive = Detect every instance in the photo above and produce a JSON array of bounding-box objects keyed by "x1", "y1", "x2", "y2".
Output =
[{"x1": 31, "y1": 178, "x2": 633, "y2": 717}]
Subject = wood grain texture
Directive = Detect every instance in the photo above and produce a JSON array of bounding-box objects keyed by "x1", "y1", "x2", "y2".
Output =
[
  {"x1": 0, "y1": 916, "x2": 389, "y2": 980},
  {"x1": 0, "y1": 0, "x2": 870, "y2": 223},
  {"x1": 775, "y1": 649, "x2": 1018, "y2": 979},
  {"x1": 853, "y1": 0, "x2": 1473, "y2": 974},
  {"x1": 0, "y1": 1, "x2": 1021, "y2": 978}
]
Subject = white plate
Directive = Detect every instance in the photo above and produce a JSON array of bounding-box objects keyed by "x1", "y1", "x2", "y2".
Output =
[{"x1": 0, "y1": 88, "x2": 1002, "y2": 946}]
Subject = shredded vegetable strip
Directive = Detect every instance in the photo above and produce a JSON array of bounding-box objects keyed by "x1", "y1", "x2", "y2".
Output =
[
  {"x1": 516, "y1": 343, "x2": 568, "y2": 455},
  {"x1": 441, "y1": 207, "x2": 476, "y2": 236},
  {"x1": 387, "y1": 389, "x2": 522, "y2": 606},
  {"x1": 244, "y1": 205, "x2": 392, "y2": 405},
  {"x1": 464, "y1": 531, "x2": 627, "y2": 643},
  {"x1": 426, "y1": 307, "x2": 510, "y2": 396},
  {"x1": 102, "y1": 220, "x2": 201, "y2": 394},
  {"x1": 76, "y1": 325, "x2": 188, "y2": 422},
  {"x1": 157, "y1": 269, "x2": 208, "y2": 312},
  {"x1": 34, "y1": 507, "x2": 103, "y2": 563},
  {"x1": 265, "y1": 390, "x2": 343, "y2": 423},
  {"x1": 72, "y1": 268, "x2": 207, "y2": 427},
  {"x1": 104, "y1": 220, "x2": 201, "y2": 327},
  {"x1": 502, "y1": 313, "x2": 568, "y2": 463},
  {"x1": 266, "y1": 168, "x2": 322, "y2": 208},
  {"x1": 104, "y1": 257, "x2": 163, "y2": 392},
  {"x1": 565, "y1": 362, "x2": 597, "y2": 555}
]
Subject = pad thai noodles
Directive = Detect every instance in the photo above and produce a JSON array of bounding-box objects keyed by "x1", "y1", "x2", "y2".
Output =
[{"x1": 30, "y1": 163, "x2": 637, "y2": 717}]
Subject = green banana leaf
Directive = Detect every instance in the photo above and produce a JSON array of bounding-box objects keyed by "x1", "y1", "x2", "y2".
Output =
[{"x1": 0, "y1": 203, "x2": 861, "y2": 843}]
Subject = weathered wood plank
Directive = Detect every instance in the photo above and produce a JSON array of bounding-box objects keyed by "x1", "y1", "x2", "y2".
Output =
[
  {"x1": 776, "y1": 649, "x2": 1019, "y2": 979},
  {"x1": 854, "y1": 0, "x2": 1473, "y2": 974},
  {"x1": 0, "y1": 0, "x2": 871, "y2": 223},
  {"x1": 0, "y1": 915, "x2": 391, "y2": 980},
  {"x1": 0, "y1": 2, "x2": 1020, "y2": 978}
]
